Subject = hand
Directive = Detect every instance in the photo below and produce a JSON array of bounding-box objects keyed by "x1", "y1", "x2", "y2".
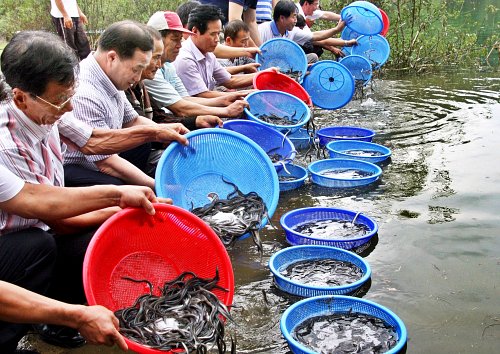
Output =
[
  {"x1": 244, "y1": 47, "x2": 261, "y2": 58},
  {"x1": 332, "y1": 47, "x2": 345, "y2": 57},
  {"x1": 156, "y1": 123, "x2": 189, "y2": 146},
  {"x1": 347, "y1": 39, "x2": 358, "y2": 47},
  {"x1": 212, "y1": 91, "x2": 246, "y2": 106},
  {"x1": 80, "y1": 13, "x2": 88, "y2": 25},
  {"x1": 225, "y1": 100, "x2": 249, "y2": 117},
  {"x1": 116, "y1": 185, "x2": 158, "y2": 215},
  {"x1": 75, "y1": 305, "x2": 128, "y2": 351},
  {"x1": 335, "y1": 19, "x2": 347, "y2": 32},
  {"x1": 157, "y1": 197, "x2": 173, "y2": 205},
  {"x1": 195, "y1": 115, "x2": 223, "y2": 128},
  {"x1": 242, "y1": 63, "x2": 261, "y2": 73},
  {"x1": 63, "y1": 16, "x2": 73, "y2": 29}
]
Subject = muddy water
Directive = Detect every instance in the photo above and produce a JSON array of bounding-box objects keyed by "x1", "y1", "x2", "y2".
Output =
[{"x1": 24, "y1": 70, "x2": 500, "y2": 353}]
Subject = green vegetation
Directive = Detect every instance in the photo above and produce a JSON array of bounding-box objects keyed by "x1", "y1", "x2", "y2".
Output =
[{"x1": 0, "y1": 0, "x2": 498, "y2": 72}]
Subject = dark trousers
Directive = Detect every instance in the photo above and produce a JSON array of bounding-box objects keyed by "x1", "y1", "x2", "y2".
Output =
[
  {"x1": 64, "y1": 143, "x2": 153, "y2": 187},
  {"x1": 0, "y1": 228, "x2": 56, "y2": 352},
  {"x1": 51, "y1": 16, "x2": 91, "y2": 60},
  {"x1": 0, "y1": 227, "x2": 95, "y2": 352}
]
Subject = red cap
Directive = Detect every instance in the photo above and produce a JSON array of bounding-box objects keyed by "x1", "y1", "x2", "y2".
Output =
[{"x1": 147, "y1": 11, "x2": 195, "y2": 35}]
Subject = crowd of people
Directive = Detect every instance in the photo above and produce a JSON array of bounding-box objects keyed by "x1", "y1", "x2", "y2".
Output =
[{"x1": 0, "y1": 0, "x2": 353, "y2": 352}]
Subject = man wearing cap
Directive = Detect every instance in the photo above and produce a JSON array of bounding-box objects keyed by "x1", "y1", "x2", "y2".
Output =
[
  {"x1": 173, "y1": 4, "x2": 256, "y2": 98},
  {"x1": 144, "y1": 10, "x2": 251, "y2": 118}
]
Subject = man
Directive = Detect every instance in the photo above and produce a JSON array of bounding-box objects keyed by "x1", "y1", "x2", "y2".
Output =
[
  {"x1": 145, "y1": 11, "x2": 251, "y2": 117},
  {"x1": 0, "y1": 164, "x2": 161, "y2": 353},
  {"x1": 296, "y1": 0, "x2": 356, "y2": 57},
  {"x1": 297, "y1": 0, "x2": 340, "y2": 25},
  {"x1": 177, "y1": 2, "x2": 262, "y2": 59},
  {"x1": 174, "y1": 5, "x2": 256, "y2": 98},
  {"x1": 259, "y1": 0, "x2": 348, "y2": 63},
  {"x1": 50, "y1": 0, "x2": 91, "y2": 60},
  {"x1": 218, "y1": 20, "x2": 260, "y2": 75},
  {"x1": 64, "y1": 20, "x2": 190, "y2": 189},
  {"x1": 0, "y1": 30, "x2": 186, "y2": 348}
]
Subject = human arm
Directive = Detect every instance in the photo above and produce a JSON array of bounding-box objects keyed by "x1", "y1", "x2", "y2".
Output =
[
  {"x1": 213, "y1": 44, "x2": 261, "y2": 59},
  {"x1": 194, "y1": 115, "x2": 223, "y2": 128},
  {"x1": 221, "y1": 73, "x2": 256, "y2": 90},
  {"x1": 184, "y1": 90, "x2": 250, "y2": 107},
  {"x1": 319, "y1": 11, "x2": 340, "y2": 21},
  {"x1": 310, "y1": 19, "x2": 346, "y2": 42},
  {"x1": 0, "y1": 182, "x2": 160, "y2": 219},
  {"x1": 54, "y1": 0, "x2": 72, "y2": 29},
  {"x1": 166, "y1": 97, "x2": 248, "y2": 117},
  {"x1": 0, "y1": 281, "x2": 127, "y2": 350},
  {"x1": 70, "y1": 124, "x2": 189, "y2": 155},
  {"x1": 228, "y1": 3, "x2": 262, "y2": 47},
  {"x1": 225, "y1": 62, "x2": 261, "y2": 75},
  {"x1": 95, "y1": 154, "x2": 155, "y2": 189},
  {"x1": 313, "y1": 38, "x2": 357, "y2": 56},
  {"x1": 77, "y1": 5, "x2": 88, "y2": 25}
]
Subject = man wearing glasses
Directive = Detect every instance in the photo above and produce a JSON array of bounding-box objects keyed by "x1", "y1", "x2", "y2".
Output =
[{"x1": 0, "y1": 30, "x2": 187, "y2": 350}]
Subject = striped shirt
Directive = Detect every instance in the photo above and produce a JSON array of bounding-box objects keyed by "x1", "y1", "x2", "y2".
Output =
[
  {"x1": 0, "y1": 101, "x2": 92, "y2": 235},
  {"x1": 64, "y1": 54, "x2": 138, "y2": 170},
  {"x1": 256, "y1": 0, "x2": 273, "y2": 23},
  {"x1": 0, "y1": 165, "x2": 24, "y2": 203}
]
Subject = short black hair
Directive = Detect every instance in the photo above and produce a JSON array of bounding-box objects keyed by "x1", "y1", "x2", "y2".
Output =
[
  {"x1": 98, "y1": 20, "x2": 153, "y2": 59},
  {"x1": 0, "y1": 30, "x2": 78, "y2": 99},
  {"x1": 145, "y1": 26, "x2": 162, "y2": 42},
  {"x1": 187, "y1": 4, "x2": 225, "y2": 34},
  {"x1": 296, "y1": 14, "x2": 306, "y2": 29},
  {"x1": 299, "y1": 0, "x2": 315, "y2": 6},
  {"x1": 224, "y1": 20, "x2": 250, "y2": 40},
  {"x1": 176, "y1": 0, "x2": 201, "y2": 27},
  {"x1": 273, "y1": 0, "x2": 298, "y2": 22}
]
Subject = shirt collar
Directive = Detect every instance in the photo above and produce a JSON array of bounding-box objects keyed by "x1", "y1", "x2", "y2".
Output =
[
  {"x1": 85, "y1": 53, "x2": 121, "y2": 98},
  {"x1": 7, "y1": 101, "x2": 54, "y2": 141},
  {"x1": 184, "y1": 37, "x2": 207, "y2": 62},
  {"x1": 271, "y1": 21, "x2": 288, "y2": 37}
]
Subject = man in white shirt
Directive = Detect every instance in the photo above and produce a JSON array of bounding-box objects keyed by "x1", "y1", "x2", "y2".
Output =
[
  {"x1": 259, "y1": 0, "x2": 347, "y2": 63},
  {"x1": 50, "y1": 0, "x2": 91, "y2": 60},
  {"x1": 294, "y1": 0, "x2": 356, "y2": 57}
]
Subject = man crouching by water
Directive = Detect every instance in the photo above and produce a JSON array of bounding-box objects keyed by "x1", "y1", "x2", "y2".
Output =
[{"x1": 0, "y1": 30, "x2": 186, "y2": 351}]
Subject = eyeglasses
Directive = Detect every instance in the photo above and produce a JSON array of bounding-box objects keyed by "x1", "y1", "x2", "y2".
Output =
[{"x1": 35, "y1": 92, "x2": 75, "y2": 111}]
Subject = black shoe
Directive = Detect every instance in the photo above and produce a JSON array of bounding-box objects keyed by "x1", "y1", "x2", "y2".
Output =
[
  {"x1": 33, "y1": 324, "x2": 86, "y2": 348},
  {"x1": 15, "y1": 350, "x2": 40, "y2": 354}
]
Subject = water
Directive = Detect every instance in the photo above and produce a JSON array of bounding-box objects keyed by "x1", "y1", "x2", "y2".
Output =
[
  {"x1": 24, "y1": 70, "x2": 500, "y2": 353},
  {"x1": 281, "y1": 258, "x2": 364, "y2": 287},
  {"x1": 293, "y1": 313, "x2": 398, "y2": 354},
  {"x1": 293, "y1": 219, "x2": 370, "y2": 239},
  {"x1": 320, "y1": 168, "x2": 374, "y2": 179},
  {"x1": 342, "y1": 149, "x2": 385, "y2": 157}
]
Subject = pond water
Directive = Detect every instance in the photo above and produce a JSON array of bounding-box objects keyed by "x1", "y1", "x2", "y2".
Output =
[{"x1": 25, "y1": 69, "x2": 500, "y2": 353}]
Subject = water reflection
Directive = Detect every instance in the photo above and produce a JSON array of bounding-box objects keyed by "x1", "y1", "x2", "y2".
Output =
[{"x1": 229, "y1": 70, "x2": 500, "y2": 353}]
